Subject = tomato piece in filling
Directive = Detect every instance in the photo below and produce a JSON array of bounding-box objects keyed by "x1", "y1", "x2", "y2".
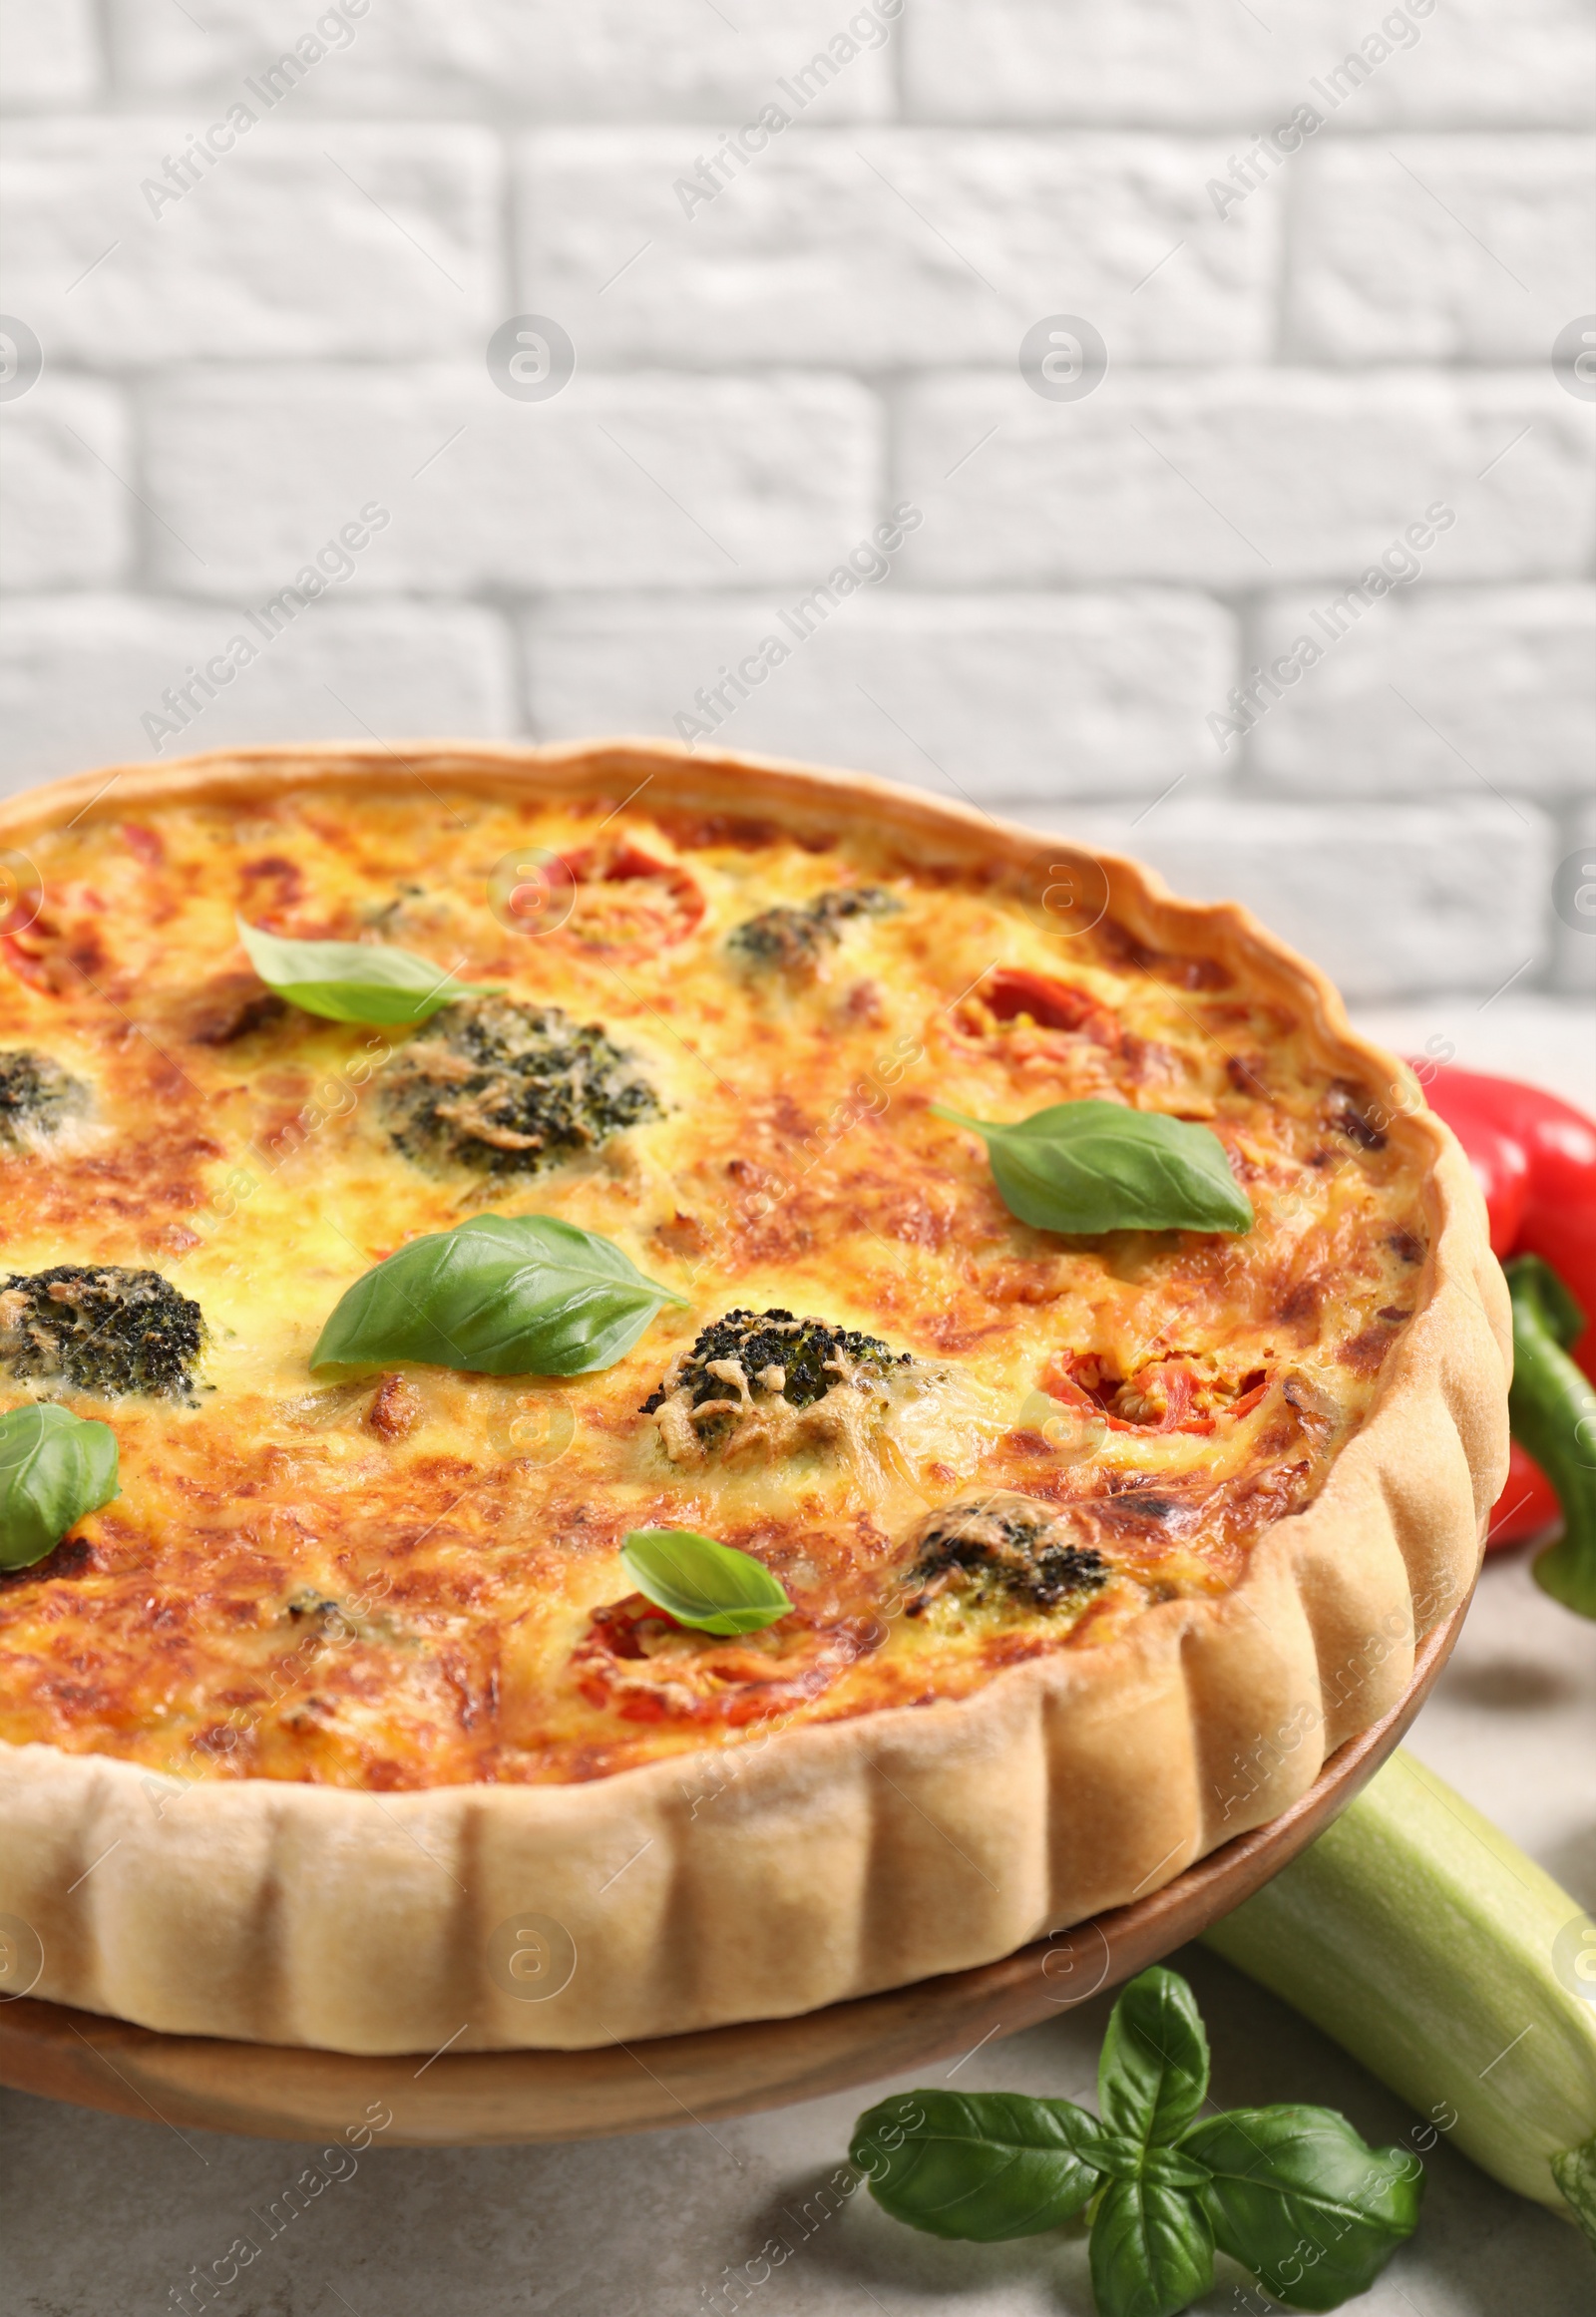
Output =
[
  {"x1": 554, "y1": 841, "x2": 706, "y2": 954},
  {"x1": 571, "y1": 1593, "x2": 875, "y2": 1726},
  {"x1": 953, "y1": 966, "x2": 1123, "y2": 1056},
  {"x1": 1041, "y1": 1354, "x2": 1270, "y2": 1435}
]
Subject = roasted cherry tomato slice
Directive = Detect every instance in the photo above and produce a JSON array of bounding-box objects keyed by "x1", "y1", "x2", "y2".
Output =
[
  {"x1": 983, "y1": 967, "x2": 1113, "y2": 1034},
  {"x1": 555, "y1": 841, "x2": 706, "y2": 954},
  {"x1": 572, "y1": 1593, "x2": 873, "y2": 1726},
  {"x1": 951, "y1": 970, "x2": 1124, "y2": 1075},
  {"x1": 1040, "y1": 1353, "x2": 1270, "y2": 1435}
]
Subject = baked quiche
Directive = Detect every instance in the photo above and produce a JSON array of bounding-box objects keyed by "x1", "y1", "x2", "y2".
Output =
[{"x1": 0, "y1": 742, "x2": 1507, "y2": 2054}]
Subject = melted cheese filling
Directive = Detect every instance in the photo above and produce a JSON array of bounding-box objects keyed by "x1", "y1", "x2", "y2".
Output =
[{"x1": 0, "y1": 791, "x2": 1426, "y2": 1786}]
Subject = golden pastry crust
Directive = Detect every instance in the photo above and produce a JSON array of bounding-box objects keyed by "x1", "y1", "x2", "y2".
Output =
[{"x1": 0, "y1": 741, "x2": 1508, "y2": 2052}]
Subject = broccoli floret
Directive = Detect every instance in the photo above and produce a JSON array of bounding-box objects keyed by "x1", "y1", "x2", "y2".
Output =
[
  {"x1": 727, "y1": 887, "x2": 901, "y2": 978},
  {"x1": 641, "y1": 1307, "x2": 910, "y2": 1464},
  {"x1": 905, "y1": 1492, "x2": 1108, "y2": 1615},
  {"x1": 642, "y1": 1307, "x2": 906, "y2": 1417},
  {"x1": 0, "y1": 1265, "x2": 204, "y2": 1398},
  {"x1": 0, "y1": 1050, "x2": 89, "y2": 1146},
  {"x1": 382, "y1": 996, "x2": 660, "y2": 1176}
]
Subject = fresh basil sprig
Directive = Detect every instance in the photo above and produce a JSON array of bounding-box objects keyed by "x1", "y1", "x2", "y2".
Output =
[
  {"x1": 621, "y1": 1528, "x2": 792, "y2": 1636},
  {"x1": 851, "y1": 1966, "x2": 1420, "y2": 2317},
  {"x1": 236, "y1": 917, "x2": 497, "y2": 1026},
  {"x1": 930, "y1": 1099, "x2": 1253, "y2": 1237},
  {"x1": 311, "y1": 1214, "x2": 687, "y2": 1377},
  {"x1": 0, "y1": 1402, "x2": 120, "y2": 1571}
]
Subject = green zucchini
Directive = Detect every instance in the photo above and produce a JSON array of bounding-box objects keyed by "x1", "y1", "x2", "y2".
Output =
[{"x1": 1203, "y1": 1748, "x2": 1596, "y2": 2243}]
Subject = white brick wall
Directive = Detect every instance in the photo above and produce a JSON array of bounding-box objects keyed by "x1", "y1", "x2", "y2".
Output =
[
  {"x1": 1251, "y1": 586, "x2": 1596, "y2": 794},
  {"x1": 107, "y1": 0, "x2": 897, "y2": 122},
  {"x1": 0, "y1": 123, "x2": 501, "y2": 364},
  {"x1": 1554, "y1": 796, "x2": 1596, "y2": 1000},
  {"x1": 904, "y1": 0, "x2": 1596, "y2": 128},
  {"x1": 515, "y1": 131, "x2": 1281, "y2": 366},
  {"x1": 899, "y1": 372, "x2": 1593, "y2": 585},
  {"x1": 1065, "y1": 795, "x2": 1555, "y2": 1004},
  {"x1": 0, "y1": 379, "x2": 130, "y2": 590},
  {"x1": 1, "y1": 0, "x2": 1591, "y2": 1006},
  {"x1": 140, "y1": 370, "x2": 881, "y2": 591},
  {"x1": 0, "y1": 596, "x2": 516, "y2": 777},
  {"x1": 525, "y1": 590, "x2": 1236, "y2": 794},
  {"x1": 1288, "y1": 137, "x2": 1595, "y2": 363}
]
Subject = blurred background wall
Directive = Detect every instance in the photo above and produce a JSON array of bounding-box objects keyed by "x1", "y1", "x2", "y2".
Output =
[{"x1": 1, "y1": 0, "x2": 1591, "y2": 1035}]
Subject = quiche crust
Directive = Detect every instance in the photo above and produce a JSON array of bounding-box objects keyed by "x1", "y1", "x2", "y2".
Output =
[{"x1": 0, "y1": 741, "x2": 1507, "y2": 2053}]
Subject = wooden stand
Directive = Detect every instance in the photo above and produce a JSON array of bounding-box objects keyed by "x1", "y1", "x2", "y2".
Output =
[{"x1": 0, "y1": 1593, "x2": 1468, "y2": 2146}]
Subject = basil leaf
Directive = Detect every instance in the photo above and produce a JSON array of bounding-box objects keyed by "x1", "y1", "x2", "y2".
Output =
[
  {"x1": 236, "y1": 917, "x2": 497, "y2": 1026},
  {"x1": 1081, "y1": 2131, "x2": 1155, "y2": 2182},
  {"x1": 930, "y1": 1099, "x2": 1253, "y2": 1237},
  {"x1": 1099, "y1": 1967, "x2": 1211, "y2": 2149},
  {"x1": 850, "y1": 2091, "x2": 1104, "y2": 2241},
  {"x1": 0, "y1": 1402, "x2": 120, "y2": 1570},
  {"x1": 1089, "y1": 2176, "x2": 1215, "y2": 2317},
  {"x1": 1043, "y1": 2127, "x2": 1209, "y2": 2189},
  {"x1": 620, "y1": 1529, "x2": 792, "y2": 1636},
  {"x1": 1180, "y1": 2106, "x2": 1422, "y2": 2311},
  {"x1": 1141, "y1": 2146, "x2": 1211, "y2": 2193},
  {"x1": 310, "y1": 1213, "x2": 687, "y2": 1377}
]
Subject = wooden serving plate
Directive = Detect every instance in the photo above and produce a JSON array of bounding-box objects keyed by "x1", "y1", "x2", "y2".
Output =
[{"x1": 0, "y1": 1590, "x2": 1469, "y2": 2145}]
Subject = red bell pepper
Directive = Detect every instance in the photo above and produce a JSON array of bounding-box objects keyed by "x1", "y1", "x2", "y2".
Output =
[
  {"x1": 1419, "y1": 1064, "x2": 1596, "y2": 1615},
  {"x1": 1490, "y1": 1438, "x2": 1563, "y2": 1548},
  {"x1": 1420, "y1": 1066, "x2": 1596, "y2": 1370}
]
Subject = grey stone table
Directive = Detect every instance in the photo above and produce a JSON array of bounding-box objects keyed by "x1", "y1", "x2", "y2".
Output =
[{"x1": 4, "y1": 995, "x2": 1593, "y2": 2317}]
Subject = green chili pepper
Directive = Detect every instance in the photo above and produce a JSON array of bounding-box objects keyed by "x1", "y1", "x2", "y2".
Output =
[{"x1": 1504, "y1": 1255, "x2": 1596, "y2": 1619}]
